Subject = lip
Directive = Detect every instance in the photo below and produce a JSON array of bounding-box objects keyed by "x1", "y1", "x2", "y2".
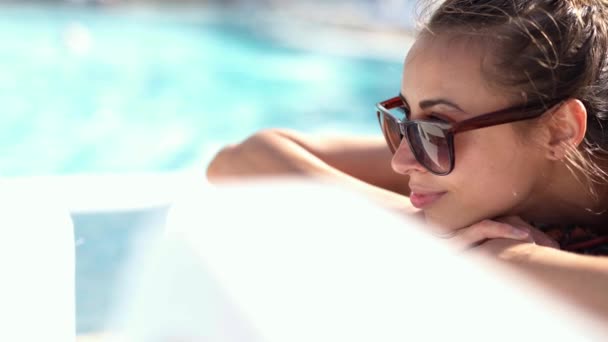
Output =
[{"x1": 408, "y1": 186, "x2": 446, "y2": 209}]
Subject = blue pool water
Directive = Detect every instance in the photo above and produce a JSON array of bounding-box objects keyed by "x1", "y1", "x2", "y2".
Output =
[
  {"x1": 1, "y1": 4, "x2": 403, "y2": 177},
  {"x1": 1, "y1": 4, "x2": 406, "y2": 334}
]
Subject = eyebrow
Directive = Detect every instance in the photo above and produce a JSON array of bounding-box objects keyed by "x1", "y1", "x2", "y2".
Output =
[
  {"x1": 399, "y1": 93, "x2": 464, "y2": 112},
  {"x1": 419, "y1": 99, "x2": 464, "y2": 112}
]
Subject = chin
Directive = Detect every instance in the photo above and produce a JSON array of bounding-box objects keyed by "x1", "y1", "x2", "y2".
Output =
[{"x1": 423, "y1": 210, "x2": 476, "y2": 233}]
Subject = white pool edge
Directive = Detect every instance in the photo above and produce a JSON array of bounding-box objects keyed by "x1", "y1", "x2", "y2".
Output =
[{"x1": 3, "y1": 169, "x2": 209, "y2": 214}]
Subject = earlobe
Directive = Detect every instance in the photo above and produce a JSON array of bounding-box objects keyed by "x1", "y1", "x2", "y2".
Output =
[
  {"x1": 547, "y1": 143, "x2": 567, "y2": 161},
  {"x1": 545, "y1": 99, "x2": 587, "y2": 160}
]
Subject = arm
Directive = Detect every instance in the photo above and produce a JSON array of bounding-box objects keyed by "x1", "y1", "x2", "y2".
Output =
[
  {"x1": 272, "y1": 129, "x2": 410, "y2": 195},
  {"x1": 206, "y1": 129, "x2": 415, "y2": 214},
  {"x1": 481, "y1": 239, "x2": 608, "y2": 322},
  {"x1": 439, "y1": 216, "x2": 608, "y2": 323}
]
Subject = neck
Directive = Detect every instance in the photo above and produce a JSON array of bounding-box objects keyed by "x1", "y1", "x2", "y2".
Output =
[{"x1": 520, "y1": 163, "x2": 608, "y2": 227}]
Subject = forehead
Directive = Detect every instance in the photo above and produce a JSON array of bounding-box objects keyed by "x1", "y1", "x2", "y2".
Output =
[
  {"x1": 401, "y1": 34, "x2": 512, "y2": 113},
  {"x1": 405, "y1": 34, "x2": 484, "y2": 72}
]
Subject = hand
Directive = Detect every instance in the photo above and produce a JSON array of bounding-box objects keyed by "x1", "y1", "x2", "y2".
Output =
[
  {"x1": 494, "y1": 216, "x2": 559, "y2": 249},
  {"x1": 440, "y1": 216, "x2": 559, "y2": 251}
]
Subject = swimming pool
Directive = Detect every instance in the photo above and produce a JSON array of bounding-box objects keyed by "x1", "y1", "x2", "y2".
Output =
[
  {"x1": 1, "y1": 4, "x2": 404, "y2": 177},
  {"x1": 0, "y1": 3, "x2": 409, "y2": 334}
]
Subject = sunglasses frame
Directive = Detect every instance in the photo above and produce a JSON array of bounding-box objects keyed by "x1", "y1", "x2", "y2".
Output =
[{"x1": 376, "y1": 95, "x2": 565, "y2": 175}]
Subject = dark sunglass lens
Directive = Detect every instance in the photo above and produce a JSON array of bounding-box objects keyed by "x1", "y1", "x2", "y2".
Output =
[
  {"x1": 378, "y1": 111, "x2": 403, "y2": 153},
  {"x1": 406, "y1": 122, "x2": 451, "y2": 174}
]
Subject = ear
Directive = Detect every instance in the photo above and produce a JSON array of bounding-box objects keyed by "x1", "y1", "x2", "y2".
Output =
[{"x1": 544, "y1": 99, "x2": 587, "y2": 160}]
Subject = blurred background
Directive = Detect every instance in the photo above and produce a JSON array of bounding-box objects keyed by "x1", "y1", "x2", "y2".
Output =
[
  {"x1": 3, "y1": 0, "x2": 416, "y2": 177},
  {"x1": 0, "y1": 0, "x2": 417, "y2": 339}
]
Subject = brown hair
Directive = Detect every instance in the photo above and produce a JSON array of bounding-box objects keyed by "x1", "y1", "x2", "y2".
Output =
[{"x1": 419, "y1": 0, "x2": 608, "y2": 189}]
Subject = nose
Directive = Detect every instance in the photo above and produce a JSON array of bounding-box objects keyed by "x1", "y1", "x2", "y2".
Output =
[{"x1": 391, "y1": 138, "x2": 427, "y2": 175}]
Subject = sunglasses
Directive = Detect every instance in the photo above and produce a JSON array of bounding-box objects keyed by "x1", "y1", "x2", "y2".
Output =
[{"x1": 376, "y1": 95, "x2": 564, "y2": 176}]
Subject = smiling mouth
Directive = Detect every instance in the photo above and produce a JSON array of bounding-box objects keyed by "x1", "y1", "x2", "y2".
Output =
[{"x1": 409, "y1": 191, "x2": 446, "y2": 209}]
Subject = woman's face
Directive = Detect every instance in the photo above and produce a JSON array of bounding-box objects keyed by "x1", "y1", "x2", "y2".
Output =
[{"x1": 394, "y1": 34, "x2": 551, "y2": 232}]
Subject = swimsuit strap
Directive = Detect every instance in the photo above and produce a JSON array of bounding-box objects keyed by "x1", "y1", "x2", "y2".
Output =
[{"x1": 537, "y1": 224, "x2": 608, "y2": 256}]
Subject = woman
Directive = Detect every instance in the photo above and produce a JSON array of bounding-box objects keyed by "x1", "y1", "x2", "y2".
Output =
[{"x1": 207, "y1": 0, "x2": 608, "y2": 320}]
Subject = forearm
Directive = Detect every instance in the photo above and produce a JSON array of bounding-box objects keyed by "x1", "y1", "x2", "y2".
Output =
[
  {"x1": 207, "y1": 129, "x2": 410, "y2": 194},
  {"x1": 206, "y1": 130, "x2": 353, "y2": 179},
  {"x1": 496, "y1": 242, "x2": 608, "y2": 321},
  {"x1": 206, "y1": 129, "x2": 417, "y2": 215},
  {"x1": 274, "y1": 129, "x2": 410, "y2": 195}
]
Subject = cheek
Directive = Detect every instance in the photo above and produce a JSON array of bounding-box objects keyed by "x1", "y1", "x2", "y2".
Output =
[
  {"x1": 451, "y1": 130, "x2": 515, "y2": 181},
  {"x1": 453, "y1": 128, "x2": 541, "y2": 185},
  {"x1": 430, "y1": 129, "x2": 543, "y2": 226}
]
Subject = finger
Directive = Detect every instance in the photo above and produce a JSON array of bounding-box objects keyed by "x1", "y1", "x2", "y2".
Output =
[
  {"x1": 529, "y1": 230, "x2": 560, "y2": 248},
  {"x1": 497, "y1": 216, "x2": 560, "y2": 249},
  {"x1": 449, "y1": 220, "x2": 530, "y2": 250},
  {"x1": 496, "y1": 216, "x2": 532, "y2": 230}
]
